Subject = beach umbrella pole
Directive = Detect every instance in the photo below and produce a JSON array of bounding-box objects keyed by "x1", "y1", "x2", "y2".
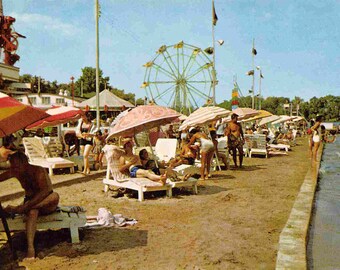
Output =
[{"x1": 144, "y1": 128, "x2": 159, "y2": 169}]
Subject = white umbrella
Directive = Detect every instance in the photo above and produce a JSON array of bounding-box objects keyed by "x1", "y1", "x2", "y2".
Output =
[
  {"x1": 271, "y1": 115, "x2": 297, "y2": 125},
  {"x1": 258, "y1": 115, "x2": 281, "y2": 126},
  {"x1": 179, "y1": 106, "x2": 231, "y2": 131}
]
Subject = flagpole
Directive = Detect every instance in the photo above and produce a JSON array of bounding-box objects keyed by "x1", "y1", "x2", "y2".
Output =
[
  {"x1": 251, "y1": 38, "x2": 255, "y2": 109},
  {"x1": 259, "y1": 70, "x2": 262, "y2": 110},
  {"x1": 212, "y1": 0, "x2": 216, "y2": 106},
  {"x1": 95, "y1": 0, "x2": 100, "y2": 130}
]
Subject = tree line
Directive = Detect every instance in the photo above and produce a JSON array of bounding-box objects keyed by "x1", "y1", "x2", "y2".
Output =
[
  {"x1": 218, "y1": 95, "x2": 339, "y2": 121},
  {"x1": 20, "y1": 67, "x2": 339, "y2": 121}
]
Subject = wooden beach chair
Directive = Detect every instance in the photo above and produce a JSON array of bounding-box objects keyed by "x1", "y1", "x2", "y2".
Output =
[
  {"x1": 23, "y1": 137, "x2": 75, "y2": 176},
  {"x1": 0, "y1": 206, "x2": 87, "y2": 243}
]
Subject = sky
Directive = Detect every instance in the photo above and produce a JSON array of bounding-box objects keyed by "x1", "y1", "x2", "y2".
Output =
[{"x1": 3, "y1": 0, "x2": 340, "y2": 107}]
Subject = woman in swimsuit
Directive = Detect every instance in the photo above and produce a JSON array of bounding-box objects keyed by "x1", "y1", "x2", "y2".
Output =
[
  {"x1": 77, "y1": 113, "x2": 94, "y2": 175},
  {"x1": 188, "y1": 127, "x2": 214, "y2": 180},
  {"x1": 310, "y1": 115, "x2": 323, "y2": 162}
]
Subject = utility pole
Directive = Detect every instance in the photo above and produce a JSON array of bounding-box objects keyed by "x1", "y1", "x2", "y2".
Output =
[
  {"x1": 0, "y1": 0, "x2": 3, "y2": 16},
  {"x1": 80, "y1": 80, "x2": 83, "y2": 97},
  {"x1": 256, "y1": 66, "x2": 263, "y2": 110},
  {"x1": 251, "y1": 38, "x2": 255, "y2": 109},
  {"x1": 70, "y1": 76, "x2": 74, "y2": 107},
  {"x1": 211, "y1": 0, "x2": 217, "y2": 105},
  {"x1": 95, "y1": 0, "x2": 100, "y2": 129}
]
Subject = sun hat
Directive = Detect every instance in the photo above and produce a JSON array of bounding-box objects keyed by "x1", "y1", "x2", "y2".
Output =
[
  {"x1": 188, "y1": 127, "x2": 196, "y2": 133},
  {"x1": 119, "y1": 137, "x2": 133, "y2": 148}
]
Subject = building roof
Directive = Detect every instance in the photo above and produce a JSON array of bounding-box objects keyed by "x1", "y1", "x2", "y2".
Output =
[{"x1": 78, "y1": 89, "x2": 134, "y2": 109}]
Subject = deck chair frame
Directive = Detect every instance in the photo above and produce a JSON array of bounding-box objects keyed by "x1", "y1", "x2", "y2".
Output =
[
  {"x1": 23, "y1": 137, "x2": 75, "y2": 176},
  {"x1": 249, "y1": 134, "x2": 268, "y2": 158},
  {"x1": 0, "y1": 209, "x2": 86, "y2": 243},
  {"x1": 103, "y1": 145, "x2": 198, "y2": 201}
]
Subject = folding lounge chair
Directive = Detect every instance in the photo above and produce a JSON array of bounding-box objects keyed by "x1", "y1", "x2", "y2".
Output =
[
  {"x1": 249, "y1": 134, "x2": 268, "y2": 158},
  {"x1": 154, "y1": 138, "x2": 178, "y2": 163},
  {"x1": 23, "y1": 137, "x2": 75, "y2": 176},
  {"x1": 102, "y1": 144, "x2": 172, "y2": 201},
  {"x1": 102, "y1": 145, "x2": 198, "y2": 201},
  {"x1": 243, "y1": 134, "x2": 253, "y2": 157},
  {"x1": 154, "y1": 138, "x2": 199, "y2": 189},
  {"x1": 267, "y1": 143, "x2": 290, "y2": 152},
  {"x1": 0, "y1": 206, "x2": 86, "y2": 243}
]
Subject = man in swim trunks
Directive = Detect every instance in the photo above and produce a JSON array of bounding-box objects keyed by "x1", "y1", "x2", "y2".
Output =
[
  {"x1": 0, "y1": 151, "x2": 59, "y2": 259},
  {"x1": 224, "y1": 113, "x2": 245, "y2": 168},
  {"x1": 118, "y1": 138, "x2": 167, "y2": 184}
]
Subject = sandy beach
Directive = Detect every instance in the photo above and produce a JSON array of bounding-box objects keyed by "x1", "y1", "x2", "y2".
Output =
[{"x1": 0, "y1": 137, "x2": 311, "y2": 270}]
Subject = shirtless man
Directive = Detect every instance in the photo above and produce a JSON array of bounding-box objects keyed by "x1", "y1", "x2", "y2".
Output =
[
  {"x1": 119, "y1": 138, "x2": 167, "y2": 184},
  {"x1": 0, "y1": 151, "x2": 59, "y2": 259},
  {"x1": 224, "y1": 113, "x2": 244, "y2": 168}
]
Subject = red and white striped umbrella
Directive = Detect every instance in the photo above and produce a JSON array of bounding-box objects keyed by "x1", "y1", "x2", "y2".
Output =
[
  {"x1": 26, "y1": 106, "x2": 85, "y2": 130},
  {"x1": 0, "y1": 93, "x2": 49, "y2": 137}
]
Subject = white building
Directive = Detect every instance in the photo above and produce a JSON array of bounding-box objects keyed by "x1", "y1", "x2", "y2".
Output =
[{"x1": 15, "y1": 92, "x2": 85, "y2": 110}]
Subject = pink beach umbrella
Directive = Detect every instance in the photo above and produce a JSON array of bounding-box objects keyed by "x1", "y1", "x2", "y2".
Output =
[
  {"x1": 0, "y1": 93, "x2": 49, "y2": 137},
  {"x1": 107, "y1": 104, "x2": 181, "y2": 139},
  {"x1": 26, "y1": 106, "x2": 85, "y2": 130}
]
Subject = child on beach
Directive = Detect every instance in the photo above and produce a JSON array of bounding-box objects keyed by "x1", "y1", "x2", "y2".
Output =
[{"x1": 92, "y1": 130, "x2": 105, "y2": 169}]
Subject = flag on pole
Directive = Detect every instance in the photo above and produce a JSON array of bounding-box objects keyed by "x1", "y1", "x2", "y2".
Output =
[
  {"x1": 260, "y1": 72, "x2": 264, "y2": 78},
  {"x1": 212, "y1": 1, "x2": 218, "y2": 26},
  {"x1": 252, "y1": 47, "x2": 257, "y2": 55},
  {"x1": 246, "y1": 70, "x2": 254, "y2": 76}
]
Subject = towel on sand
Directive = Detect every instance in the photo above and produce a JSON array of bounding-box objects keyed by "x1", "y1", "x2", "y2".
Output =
[{"x1": 84, "y1": 208, "x2": 137, "y2": 228}]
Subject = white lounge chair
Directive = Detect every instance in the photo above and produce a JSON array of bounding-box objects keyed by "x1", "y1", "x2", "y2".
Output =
[
  {"x1": 154, "y1": 138, "x2": 178, "y2": 162},
  {"x1": 243, "y1": 134, "x2": 253, "y2": 157},
  {"x1": 249, "y1": 134, "x2": 268, "y2": 158},
  {"x1": 23, "y1": 137, "x2": 75, "y2": 176},
  {"x1": 102, "y1": 144, "x2": 198, "y2": 201},
  {"x1": 102, "y1": 144, "x2": 172, "y2": 201},
  {"x1": 0, "y1": 207, "x2": 86, "y2": 243},
  {"x1": 268, "y1": 143, "x2": 291, "y2": 152}
]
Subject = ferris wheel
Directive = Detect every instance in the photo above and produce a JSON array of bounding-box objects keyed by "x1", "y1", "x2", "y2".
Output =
[{"x1": 141, "y1": 41, "x2": 216, "y2": 114}]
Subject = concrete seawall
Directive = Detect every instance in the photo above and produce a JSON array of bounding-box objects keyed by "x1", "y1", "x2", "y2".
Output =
[{"x1": 276, "y1": 145, "x2": 323, "y2": 269}]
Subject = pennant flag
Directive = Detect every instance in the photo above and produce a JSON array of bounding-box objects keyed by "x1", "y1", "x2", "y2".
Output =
[
  {"x1": 252, "y1": 48, "x2": 257, "y2": 55},
  {"x1": 246, "y1": 70, "x2": 254, "y2": 76},
  {"x1": 204, "y1": 47, "x2": 214, "y2": 55},
  {"x1": 212, "y1": 1, "x2": 218, "y2": 26}
]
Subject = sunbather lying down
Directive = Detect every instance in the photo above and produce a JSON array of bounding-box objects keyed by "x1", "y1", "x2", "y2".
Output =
[
  {"x1": 119, "y1": 138, "x2": 167, "y2": 185},
  {"x1": 138, "y1": 148, "x2": 193, "y2": 182}
]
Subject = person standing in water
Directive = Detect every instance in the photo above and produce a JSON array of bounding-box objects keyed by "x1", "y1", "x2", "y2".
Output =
[{"x1": 310, "y1": 115, "x2": 323, "y2": 162}]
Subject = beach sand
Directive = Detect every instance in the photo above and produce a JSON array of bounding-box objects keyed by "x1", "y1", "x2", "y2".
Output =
[{"x1": 1, "y1": 137, "x2": 311, "y2": 270}]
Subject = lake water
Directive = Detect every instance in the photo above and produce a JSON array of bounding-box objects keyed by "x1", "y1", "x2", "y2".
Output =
[{"x1": 307, "y1": 138, "x2": 340, "y2": 269}]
